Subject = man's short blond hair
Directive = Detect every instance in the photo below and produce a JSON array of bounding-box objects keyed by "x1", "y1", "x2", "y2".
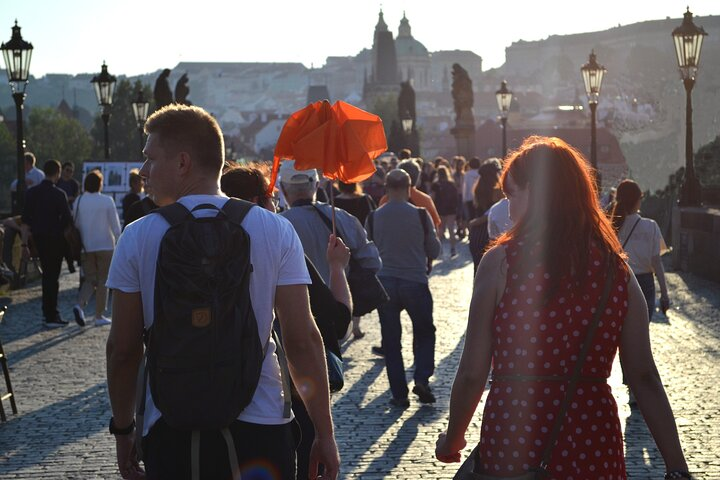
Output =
[{"x1": 144, "y1": 104, "x2": 224, "y2": 176}]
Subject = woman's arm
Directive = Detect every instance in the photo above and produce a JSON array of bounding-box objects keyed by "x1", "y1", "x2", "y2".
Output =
[
  {"x1": 436, "y1": 245, "x2": 505, "y2": 462},
  {"x1": 620, "y1": 272, "x2": 688, "y2": 472},
  {"x1": 651, "y1": 254, "x2": 669, "y2": 303},
  {"x1": 326, "y1": 234, "x2": 351, "y2": 312}
]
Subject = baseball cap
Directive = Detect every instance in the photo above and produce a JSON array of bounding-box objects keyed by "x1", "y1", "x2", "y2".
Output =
[{"x1": 279, "y1": 160, "x2": 319, "y2": 185}]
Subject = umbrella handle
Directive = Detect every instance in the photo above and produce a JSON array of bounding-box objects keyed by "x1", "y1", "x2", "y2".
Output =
[{"x1": 330, "y1": 184, "x2": 337, "y2": 237}]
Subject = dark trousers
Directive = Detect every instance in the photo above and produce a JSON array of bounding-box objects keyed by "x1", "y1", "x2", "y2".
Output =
[
  {"x1": 377, "y1": 276, "x2": 436, "y2": 400},
  {"x1": 34, "y1": 234, "x2": 64, "y2": 320},
  {"x1": 635, "y1": 272, "x2": 655, "y2": 321},
  {"x1": 144, "y1": 419, "x2": 297, "y2": 480}
]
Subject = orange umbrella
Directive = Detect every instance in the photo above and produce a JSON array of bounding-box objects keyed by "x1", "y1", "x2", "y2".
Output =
[
  {"x1": 269, "y1": 100, "x2": 387, "y2": 192},
  {"x1": 268, "y1": 100, "x2": 387, "y2": 233}
]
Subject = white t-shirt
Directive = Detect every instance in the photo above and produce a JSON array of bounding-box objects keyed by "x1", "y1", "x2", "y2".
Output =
[
  {"x1": 106, "y1": 194, "x2": 311, "y2": 435},
  {"x1": 618, "y1": 213, "x2": 668, "y2": 275},
  {"x1": 487, "y1": 198, "x2": 513, "y2": 240},
  {"x1": 73, "y1": 192, "x2": 121, "y2": 252},
  {"x1": 462, "y1": 169, "x2": 480, "y2": 203}
]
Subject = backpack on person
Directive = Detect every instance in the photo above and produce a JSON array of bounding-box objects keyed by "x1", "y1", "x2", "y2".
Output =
[{"x1": 136, "y1": 199, "x2": 291, "y2": 476}]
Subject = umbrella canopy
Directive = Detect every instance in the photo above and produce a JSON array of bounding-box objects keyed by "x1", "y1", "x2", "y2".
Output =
[{"x1": 268, "y1": 100, "x2": 387, "y2": 194}]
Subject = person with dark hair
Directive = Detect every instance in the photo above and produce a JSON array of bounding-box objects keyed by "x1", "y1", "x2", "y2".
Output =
[
  {"x1": 430, "y1": 166, "x2": 459, "y2": 257},
  {"x1": 452, "y1": 156, "x2": 467, "y2": 239},
  {"x1": 333, "y1": 180, "x2": 378, "y2": 340},
  {"x1": 221, "y1": 165, "x2": 351, "y2": 480},
  {"x1": 106, "y1": 105, "x2": 339, "y2": 480},
  {"x1": 468, "y1": 159, "x2": 503, "y2": 273},
  {"x1": 610, "y1": 179, "x2": 670, "y2": 321},
  {"x1": 20, "y1": 160, "x2": 72, "y2": 327},
  {"x1": 436, "y1": 136, "x2": 690, "y2": 479},
  {"x1": 56, "y1": 162, "x2": 80, "y2": 205},
  {"x1": 368, "y1": 169, "x2": 441, "y2": 407},
  {"x1": 71, "y1": 170, "x2": 121, "y2": 327},
  {"x1": 122, "y1": 169, "x2": 144, "y2": 228},
  {"x1": 399, "y1": 148, "x2": 412, "y2": 160}
]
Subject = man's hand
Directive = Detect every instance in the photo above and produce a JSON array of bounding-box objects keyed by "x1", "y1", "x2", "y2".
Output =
[
  {"x1": 115, "y1": 434, "x2": 145, "y2": 479},
  {"x1": 326, "y1": 234, "x2": 350, "y2": 270},
  {"x1": 308, "y1": 436, "x2": 340, "y2": 479}
]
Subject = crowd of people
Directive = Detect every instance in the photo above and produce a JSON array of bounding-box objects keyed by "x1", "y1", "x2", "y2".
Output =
[{"x1": 1, "y1": 104, "x2": 691, "y2": 480}]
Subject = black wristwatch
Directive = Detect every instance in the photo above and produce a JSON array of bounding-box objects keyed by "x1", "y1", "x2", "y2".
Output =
[{"x1": 109, "y1": 417, "x2": 136, "y2": 435}]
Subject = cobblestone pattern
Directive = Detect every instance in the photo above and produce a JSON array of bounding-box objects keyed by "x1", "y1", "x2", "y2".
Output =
[{"x1": 0, "y1": 247, "x2": 718, "y2": 479}]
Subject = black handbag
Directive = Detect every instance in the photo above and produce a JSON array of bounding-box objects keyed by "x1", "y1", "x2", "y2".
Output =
[
  {"x1": 454, "y1": 257, "x2": 616, "y2": 480},
  {"x1": 326, "y1": 349, "x2": 344, "y2": 393},
  {"x1": 311, "y1": 205, "x2": 388, "y2": 317}
]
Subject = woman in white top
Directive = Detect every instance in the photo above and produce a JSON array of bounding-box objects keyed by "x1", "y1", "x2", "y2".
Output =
[
  {"x1": 611, "y1": 179, "x2": 670, "y2": 321},
  {"x1": 72, "y1": 170, "x2": 121, "y2": 326}
]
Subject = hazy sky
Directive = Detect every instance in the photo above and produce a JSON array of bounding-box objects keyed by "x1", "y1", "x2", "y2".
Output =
[{"x1": 3, "y1": 0, "x2": 717, "y2": 77}]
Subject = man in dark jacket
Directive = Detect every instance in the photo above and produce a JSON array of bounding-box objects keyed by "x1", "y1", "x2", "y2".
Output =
[{"x1": 21, "y1": 160, "x2": 73, "y2": 327}]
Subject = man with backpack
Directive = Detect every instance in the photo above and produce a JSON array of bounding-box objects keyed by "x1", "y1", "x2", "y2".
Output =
[
  {"x1": 106, "y1": 105, "x2": 339, "y2": 480},
  {"x1": 366, "y1": 169, "x2": 441, "y2": 408}
]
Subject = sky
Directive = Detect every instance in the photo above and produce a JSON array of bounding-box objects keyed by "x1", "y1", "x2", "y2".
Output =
[{"x1": 3, "y1": 0, "x2": 718, "y2": 78}]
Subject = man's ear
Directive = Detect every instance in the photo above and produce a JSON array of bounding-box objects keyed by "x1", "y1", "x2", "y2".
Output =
[{"x1": 177, "y1": 151, "x2": 192, "y2": 175}]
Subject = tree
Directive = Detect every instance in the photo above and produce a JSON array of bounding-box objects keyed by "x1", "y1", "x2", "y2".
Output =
[
  {"x1": 25, "y1": 107, "x2": 92, "y2": 167},
  {"x1": 90, "y1": 79, "x2": 154, "y2": 162}
]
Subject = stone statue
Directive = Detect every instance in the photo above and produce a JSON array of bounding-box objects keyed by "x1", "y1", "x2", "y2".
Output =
[
  {"x1": 174, "y1": 73, "x2": 191, "y2": 106},
  {"x1": 451, "y1": 63, "x2": 474, "y2": 127},
  {"x1": 153, "y1": 69, "x2": 173, "y2": 108},
  {"x1": 397, "y1": 81, "x2": 416, "y2": 123}
]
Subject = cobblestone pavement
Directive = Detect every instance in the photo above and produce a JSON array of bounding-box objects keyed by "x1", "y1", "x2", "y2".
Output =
[{"x1": 0, "y1": 245, "x2": 718, "y2": 479}]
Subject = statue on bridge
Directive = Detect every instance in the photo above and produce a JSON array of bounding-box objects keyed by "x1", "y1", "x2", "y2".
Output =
[
  {"x1": 174, "y1": 73, "x2": 192, "y2": 105},
  {"x1": 153, "y1": 69, "x2": 174, "y2": 109},
  {"x1": 451, "y1": 63, "x2": 474, "y2": 128}
]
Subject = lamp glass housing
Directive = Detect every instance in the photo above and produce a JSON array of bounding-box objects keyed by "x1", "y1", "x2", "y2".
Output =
[
  {"x1": 672, "y1": 8, "x2": 707, "y2": 80},
  {"x1": 1, "y1": 21, "x2": 33, "y2": 88},
  {"x1": 91, "y1": 62, "x2": 117, "y2": 106},
  {"x1": 495, "y1": 80, "x2": 513, "y2": 116},
  {"x1": 581, "y1": 51, "x2": 606, "y2": 104}
]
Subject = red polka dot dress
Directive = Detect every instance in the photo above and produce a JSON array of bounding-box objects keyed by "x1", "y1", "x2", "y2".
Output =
[{"x1": 478, "y1": 239, "x2": 629, "y2": 479}]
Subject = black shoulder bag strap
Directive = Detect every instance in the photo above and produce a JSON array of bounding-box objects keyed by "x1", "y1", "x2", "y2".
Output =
[
  {"x1": 622, "y1": 217, "x2": 642, "y2": 249},
  {"x1": 311, "y1": 204, "x2": 343, "y2": 240},
  {"x1": 535, "y1": 255, "x2": 616, "y2": 476},
  {"x1": 366, "y1": 211, "x2": 375, "y2": 242}
]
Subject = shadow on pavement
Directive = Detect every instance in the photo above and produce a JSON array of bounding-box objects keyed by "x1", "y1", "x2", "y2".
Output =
[
  {"x1": 0, "y1": 382, "x2": 109, "y2": 475},
  {"x1": 4, "y1": 327, "x2": 88, "y2": 365},
  {"x1": 623, "y1": 407, "x2": 663, "y2": 478}
]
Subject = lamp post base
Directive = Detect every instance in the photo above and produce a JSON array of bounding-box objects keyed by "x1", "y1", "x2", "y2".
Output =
[{"x1": 678, "y1": 175, "x2": 702, "y2": 207}]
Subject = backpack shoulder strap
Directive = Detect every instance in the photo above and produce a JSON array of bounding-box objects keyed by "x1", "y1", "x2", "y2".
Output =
[
  {"x1": 367, "y1": 211, "x2": 375, "y2": 241},
  {"x1": 311, "y1": 204, "x2": 344, "y2": 241},
  {"x1": 417, "y1": 207, "x2": 429, "y2": 235},
  {"x1": 156, "y1": 202, "x2": 191, "y2": 227},
  {"x1": 222, "y1": 198, "x2": 255, "y2": 226}
]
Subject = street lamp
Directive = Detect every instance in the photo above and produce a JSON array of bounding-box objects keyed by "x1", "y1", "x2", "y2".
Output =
[
  {"x1": 495, "y1": 80, "x2": 513, "y2": 158},
  {"x1": 131, "y1": 88, "x2": 149, "y2": 155},
  {"x1": 672, "y1": 7, "x2": 707, "y2": 207},
  {"x1": 1, "y1": 21, "x2": 33, "y2": 215},
  {"x1": 401, "y1": 109, "x2": 413, "y2": 136},
  {"x1": 91, "y1": 62, "x2": 116, "y2": 160},
  {"x1": 581, "y1": 50, "x2": 606, "y2": 192}
]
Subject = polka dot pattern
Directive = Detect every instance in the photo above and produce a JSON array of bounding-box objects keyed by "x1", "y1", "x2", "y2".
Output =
[{"x1": 478, "y1": 241, "x2": 628, "y2": 478}]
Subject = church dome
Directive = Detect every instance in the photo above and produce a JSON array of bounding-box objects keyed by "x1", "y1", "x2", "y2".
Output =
[{"x1": 395, "y1": 13, "x2": 429, "y2": 58}]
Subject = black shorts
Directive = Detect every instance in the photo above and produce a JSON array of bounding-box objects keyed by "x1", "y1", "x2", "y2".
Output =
[{"x1": 144, "y1": 418, "x2": 298, "y2": 480}]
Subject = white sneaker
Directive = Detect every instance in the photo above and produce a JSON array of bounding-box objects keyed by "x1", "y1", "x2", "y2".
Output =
[{"x1": 94, "y1": 316, "x2": 112, "y2": 326}]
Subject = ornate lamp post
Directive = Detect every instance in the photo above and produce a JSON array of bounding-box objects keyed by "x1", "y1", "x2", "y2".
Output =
[
  {"x1": 131, "y1": 89, "x2": 149, "y2": 155},
  {"x1": 581, "y1": 50, "x2": 606, "y2": 192},
  {"x1": 672, "y1": 7, "x2": 707, "y2": 207},
  {"x1": 1, "y1": 21, "x2": 33, "y2": 215},
  {"x1": 91, "y1": 62, "x2": 116, "y2": 159},
  {"x1": 495, "y1": 80, "x2": 513, "y2": 158}
]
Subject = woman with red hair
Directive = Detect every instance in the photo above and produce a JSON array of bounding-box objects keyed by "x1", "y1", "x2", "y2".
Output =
[{"x1": 436, "y1": 136, "x2": 689, "y2": 479}]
